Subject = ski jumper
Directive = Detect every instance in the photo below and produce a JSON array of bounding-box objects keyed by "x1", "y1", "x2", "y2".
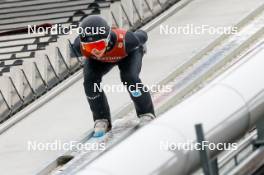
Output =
[{"x1": 74, "y1": 28, "x2": 155, "y2": 128}]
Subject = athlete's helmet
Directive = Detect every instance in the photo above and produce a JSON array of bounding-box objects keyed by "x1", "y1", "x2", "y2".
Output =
[{"x1": 79, "y1": 15, "x2": 111, "y2": 58}]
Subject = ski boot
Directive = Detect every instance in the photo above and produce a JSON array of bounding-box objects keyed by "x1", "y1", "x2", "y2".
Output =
[
  {"x1": 138, "y1": 113, "x2": 156, "y2": 125},
  {"x1": 93, "y1": 119, "x2": 110, "y2": 137}
]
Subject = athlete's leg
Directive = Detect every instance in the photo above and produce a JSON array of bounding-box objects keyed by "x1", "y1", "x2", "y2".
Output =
[
  {"x1": 83, "y1": 58, "x2": 114, "y2": 127},
  {"x1": 118, "y1": 47, "x2": 155, "y2": 116}
]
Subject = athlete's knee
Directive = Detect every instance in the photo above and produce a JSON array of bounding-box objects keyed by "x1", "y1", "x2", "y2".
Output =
[
  {"x1": 84, "y1": 71, "x2": 101, "y2": 83},
  {"x1": 120, "y1": 72, "x2": 139, "y2": 85},
  {"x1": 83, "y1": 73, "x2": 102, "y2": 94}
]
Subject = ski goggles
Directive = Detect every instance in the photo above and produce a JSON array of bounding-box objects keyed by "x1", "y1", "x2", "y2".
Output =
[{"x1": 80, "y1": 33, "x2": 110, "y2": 54}]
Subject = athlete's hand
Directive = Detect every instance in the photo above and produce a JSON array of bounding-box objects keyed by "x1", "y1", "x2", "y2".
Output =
[{"x1": 91, "y1": 48, "x2": 105, "y2": 58}]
